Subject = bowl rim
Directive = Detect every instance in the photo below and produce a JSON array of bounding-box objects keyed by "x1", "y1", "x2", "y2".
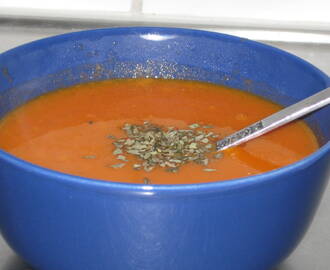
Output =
[{"x1": 0, "y1": 26, "x2": 329, "y2": 195}]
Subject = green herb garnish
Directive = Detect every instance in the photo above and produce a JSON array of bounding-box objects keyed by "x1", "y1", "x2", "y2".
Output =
[
  {"x1": 203, "y1": 168, "x2": 217, "y2": 172},
  {"x1": 82, "y1": 155, "x2": 96, "y2": 159},
  {"x1": 111, "y1": 163, "x2": 126, "y2": 168},
  {"x1": 108, "y1": 122, "x2": 222, "y2": 172},
  {"x1": 143, "y1": 177, "x2": 152, "y2": 184}
]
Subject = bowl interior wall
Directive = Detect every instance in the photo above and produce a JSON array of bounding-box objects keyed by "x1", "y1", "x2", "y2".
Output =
[{"x1": 0, "y1": 28, "x2": 329, "y2": 144}]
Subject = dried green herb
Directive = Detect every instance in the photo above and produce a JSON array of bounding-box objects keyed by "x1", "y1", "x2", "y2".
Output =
[
  {"x1": 107, "y1": 134, "x2": 117, "y2": 140},
  {"x1": 133, "y1": 164, "x2": 142, "y2": 170},
  {"x1": 189, "y1": 123, "x2": 200, "y2": 129},
  {"x1": 166, "y1": 167, "x2": 179, "y2": 173},
  {"x1": 108, "y1": 122, "x2": 222, "y2": 172},
  {"x1": 82, "y1": 155, "x2": 96, "y2": 159},
  {"x1": 110, "y1": 163, "x2": 126, "y2": 168},
  {"x1": 113, "y1": 148, "x2": 123, "y2": 155},
  {"x1": 203, "y1": 125, "x2": 214, "y2": 129},
  {"x1": 117, "y1": 155, "x2": 128, "y2": 162},
  {"x1": 214, "y1": 153, "x2": 223, "y2": 159},
  {"x1": 143, "y1": 177, "x2": 152, "y2": 184},
  {"x1": 203, "y1": 168, "x2": 217, "y2": 172}
]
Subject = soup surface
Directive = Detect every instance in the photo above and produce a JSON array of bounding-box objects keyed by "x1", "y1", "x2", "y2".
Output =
[{"x1": 0, "y1": 79, "x2": 318, "y2": 184}]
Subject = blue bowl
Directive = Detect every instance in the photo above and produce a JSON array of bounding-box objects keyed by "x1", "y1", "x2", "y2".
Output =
[{"x1": 0, "y1": 27, "x2": 329, "y2": 270}]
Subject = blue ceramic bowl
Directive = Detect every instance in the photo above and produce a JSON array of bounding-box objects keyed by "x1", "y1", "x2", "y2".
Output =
[{"x1": 0, "y1": 27, "x2": 329, "y2": 270}]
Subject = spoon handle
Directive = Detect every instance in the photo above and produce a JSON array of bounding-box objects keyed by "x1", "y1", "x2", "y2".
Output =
[{"x1": 216, "y1": 87, "x2": 330, "y2": 151}]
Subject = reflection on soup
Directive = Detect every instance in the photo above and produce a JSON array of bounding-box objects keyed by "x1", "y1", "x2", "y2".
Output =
[{"x1": 0, "y1": 79, "x2": 318, "y2": 184}]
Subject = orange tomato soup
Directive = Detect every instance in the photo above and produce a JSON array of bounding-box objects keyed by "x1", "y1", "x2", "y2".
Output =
[{"x1": 0, "y1": 79, "x2": 318, "y2": 184}]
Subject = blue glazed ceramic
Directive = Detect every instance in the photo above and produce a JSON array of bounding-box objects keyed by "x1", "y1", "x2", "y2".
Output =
[{"x1": 0, "y1": 27, "x2": 329, "y2": 270}]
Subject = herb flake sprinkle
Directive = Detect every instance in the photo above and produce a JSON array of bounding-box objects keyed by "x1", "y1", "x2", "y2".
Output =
[{"x1": 108, "y1": 122, "x2": 222, "y2": 172}]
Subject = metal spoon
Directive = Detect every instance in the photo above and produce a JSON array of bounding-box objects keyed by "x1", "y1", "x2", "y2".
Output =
[{"x1": 216, "y1": 87, "x2": 330, "y2": 151}]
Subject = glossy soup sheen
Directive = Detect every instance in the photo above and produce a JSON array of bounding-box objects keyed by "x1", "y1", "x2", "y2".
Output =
[{"x1": 0, "y1": 79, "x2": 318, "y2": 184}]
